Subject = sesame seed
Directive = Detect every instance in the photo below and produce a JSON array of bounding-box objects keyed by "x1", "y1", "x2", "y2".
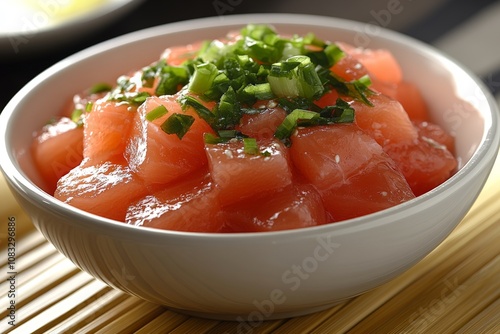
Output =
[
  {"x1": 224, "y1": 149, "x2": 233, "y2": 159},
  {"x1": 267, "y1": 100, "x2": 277, "y2": 108}
]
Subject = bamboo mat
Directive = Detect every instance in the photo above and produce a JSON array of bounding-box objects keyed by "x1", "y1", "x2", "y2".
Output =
[{"x1": 1, "y1": 153, "x2": 499, "y2": 334}]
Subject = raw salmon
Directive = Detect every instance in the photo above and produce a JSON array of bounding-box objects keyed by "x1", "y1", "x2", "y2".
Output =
[
  {"x1": 126, "y1": 168, "x2": 223, "y2": 232},
  {"x1": 125, "y1": 94, "x2": 215, "y2": 186},
  {"x1": 349, "y1": 93, "x2": 418, "y2": 146},
  {"x1": 205, "y1": 139, "x2": 292, "y2": 205},
  {"x1": 218, "y1": 183, "x2": 328, "y2": 232},
  {"x1": 83, "y1": 99, "x2": 136, "y2": 164},
  {"x1": 337, "y1": 42, "x2": 403, "y2": 84},
  {"x1": 31, "y1": 117, "x2": 84, "y2": 194},
  {"x1": 384, "y1": 126, "x2": 457, "y2": 196},
  {"x1": 54, "y1": 159, "x2": 149, "y2": 221},
  {"x1": 290, "y1": 124, "x2": 415, "y2": 221},
  {"x1": 236, "y1": 105, "x2": 287, "y2": 140},
  {"x1": 33, "y1": 24, "x2": 460, "y2": 232}
]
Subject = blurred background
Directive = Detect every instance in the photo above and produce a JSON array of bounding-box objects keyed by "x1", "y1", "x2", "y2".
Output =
[{"x1": 1, "y1": 0, "x2": 499, "y2": 112}]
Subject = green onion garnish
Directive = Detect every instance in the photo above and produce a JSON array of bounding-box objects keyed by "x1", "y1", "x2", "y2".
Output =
[
  {"x1": 188, "y1": 62, "x2": 219, "y2": 94},
  {"x1": 243, "y1": 137, "x2": 259, "y2": 155},
  {"x1": 155, "y1": 66, "x2": 190, "y2": 96},
  {"x1": 70, "y1": 109, "x2": 84, "y2": 127},
  {"x1": 146, "y1": 105, "x2": 168, "y2": 122},
  {"x1": 141, "y1": 60, "x2": 190, "y2": 95},
  {"x1": 160, "y1": 113, "x2": 195, "y2": 139},
  {"x1": 214, "y1": 86, "x2": 241, "y2": 129},
  {"x1": 243, "y1": 83, "x2": 274, "y2": 100},
  {"x1": 85, "y1": 101, "x2": 93, "y2": 112},
  {"x1": 320, "y1": 98, "x2": 356, "y2": 123},
  {"x1": 89, "y1": 82, "x2": 112, "y2": 94},
  {"x1": 203, "y1": 130, "x2": 248, "y2": 144},
  {"x1": 179, "y1": 95, "x2": 216, "y2": 126},
  {"x1": 268, "y1": 55, "x2": 324, "y2": 100},
  {"x1": 274, "y1": 109, "x2": 320, "y2": 140},
  {"x1": 131, "y1": 92, "x2": 150, "y2": 105},
  {"x1": 83, "y1": 23, "x2": 364, "y2": 146},
  {"x1": 274, "y1": 98, "x2": 355, "y2": 142},
  {"x1": 203, "y1": 133, "x2": 221, "y2": 144},
  {"x1": 306, "y1": 44, "x2": 345, "y2": 68}
]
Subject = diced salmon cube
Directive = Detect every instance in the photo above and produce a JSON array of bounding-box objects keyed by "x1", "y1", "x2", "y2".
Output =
[
  {"x1": 290, "y1": 124, "x2": 415, "y2": 220},
  {"x1": 125, "y1": 95, "x2": 215, "y2": 186},
  {"x1": 330, "y1": 51, "x2": 370, "y2": 82},
  {"x1": 384, "y1": 133, "x2": 458, "y2": 196},
  {"x1": 31, "y1": 117, "x2": 84, "y2": 194},
  {"x1": 205, "y1": 139, "x2": 292, "y2": 205},
  {"x1": 218, "y1": 183, "x2": 328, "y2": 232},
  {"x1": 349, "y1": 93, "x2": 419, "y2": 146},
  {"x1": 337, "y1": 42, "x2": 403, "y2": 84},
  {"x1": 236, "y1": 105, "x2": 287, "y2": 140},
  {"x1": 54, "y1": 160, "x2": 149, "y2": 221},
  {"x1": 83, "y1": 99, "x2": 136, "y2": 164},
  {"x1": 126, "y1": 168, "x2": 224, "y2": 232}
]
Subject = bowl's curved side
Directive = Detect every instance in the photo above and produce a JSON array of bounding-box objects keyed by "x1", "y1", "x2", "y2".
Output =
[{"x1": 1, "y1": 14, "x2": 499, "y2": 320}]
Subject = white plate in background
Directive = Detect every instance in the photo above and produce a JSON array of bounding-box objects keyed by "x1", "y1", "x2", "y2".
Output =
[{"x1": 0, "y1": 0, "x2": 144, "y2": 57}]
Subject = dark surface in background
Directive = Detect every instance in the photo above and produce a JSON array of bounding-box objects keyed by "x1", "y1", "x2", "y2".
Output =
[{"x1": 1, "y1": 0, "x2": 497, "y2": 112}]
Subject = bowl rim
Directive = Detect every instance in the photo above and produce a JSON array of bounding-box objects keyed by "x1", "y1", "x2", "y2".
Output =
[{"x1": 1, "y1": 13, "x2": 499, "y2": 241}]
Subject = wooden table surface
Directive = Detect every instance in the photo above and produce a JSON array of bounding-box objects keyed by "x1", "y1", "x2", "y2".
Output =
[{"x1": 1, "y1": 149, "x2": 499, "y2": 333}]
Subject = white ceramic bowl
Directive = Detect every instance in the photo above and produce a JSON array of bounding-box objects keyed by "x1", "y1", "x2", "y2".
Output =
[{"x1": 1, "y1": 14, "x2": 499, "y2": 321}]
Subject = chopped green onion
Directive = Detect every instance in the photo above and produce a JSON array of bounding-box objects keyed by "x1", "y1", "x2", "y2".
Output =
[
  {"x1": 179, "y1": 95, "x2": 216, "y2": 126},
  {"x1": 202, "y1": 72, "x2": 231, "y2": 101},
  {"x1": 243, "y1": 137, "x2": 259, "y2": 155},
  {"x1": 218, "y1": 129, "x2": 239, "y2": 138},
  {"x1": 345, "y1": 75, "x2": 374, "y2": 106},
  {"x1": 115, "y1": 76, "x2": 134, "y2": 92},
  {"x1": 241, "y1": 24, "x2": 277, "y2": 42},
  {"x1": 274, "y1": 98, "x2": 355, "y2": 142},
  {"x1": 275, "y1": 109, "x2": 320, "y2": 140},
  {"x1": 277, "y1": 97, "x2": 321, "y2": 113},
  {"x1": 354, "y1": 74, "x2": 372, "y2": 88},
  {"x1": 203, "y1": 133, "x2": 221, "y2": 144},
  {"x1": 320, "y1": 98, "x2": 355, "y2": 123},
  {"x1": 302, "y1": 32, "x2": 327, "y2": 48},
  {"x1": 197, "y1": 39, "x2": 233, "y2": 65},
  {"x1": 85, "y1": 24, "x2": 366, "y2": 144},
  {"x1": 141, "y1": 61, "x2": 160, "y2": 88},
  {"x1": 214, "y1": 86, "x2": 241, "y2": 129},
  {"x1": 160, "y1": 113, "x2": 195, "y2": 139},
  {"x1": 326, "y1": 44, "x2": 345, "y2": 65},
  {"x1": 140, "y1": 60, "x2": 190, "y2": 95},
  {"x1": 108, "y1": 74, "x2": 151, "y2": 105},
  {"x1": 156, "y1": 66, "x2": 190, "y2": 96},
  {"x1": 316, "y1": 67, "x2": 374, "y2": 106},
  {"x1": 146, "y1": 105, "x2": 168, "y2": 121},
  {"x1": 131, "y1": 92, "x2": 150, "y2": 105},
  {"x1": 268, "y1": 55, "x2": 324, "y2": 100},
  {"x1": 89, "y1": 82, "x2": 112, "y2": 94},
  {"x1": 188, "y1": 62, "x2": 219, "y2": 94},
  {"x1": 203, "y1": 130, "x2": 248, "y2": 144},
  {"x1": 306, "y1": 44, "x2": 345, "y2": 68},
  {"x1": 85, "y1": 101, "x2": 93, "y2": 112},
  {"x1": 243, "y1": 83, "x2": 274, "y2": 100},
  {"x1": 70, "y1": 109, "x2": 84, "y2": 127}
]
